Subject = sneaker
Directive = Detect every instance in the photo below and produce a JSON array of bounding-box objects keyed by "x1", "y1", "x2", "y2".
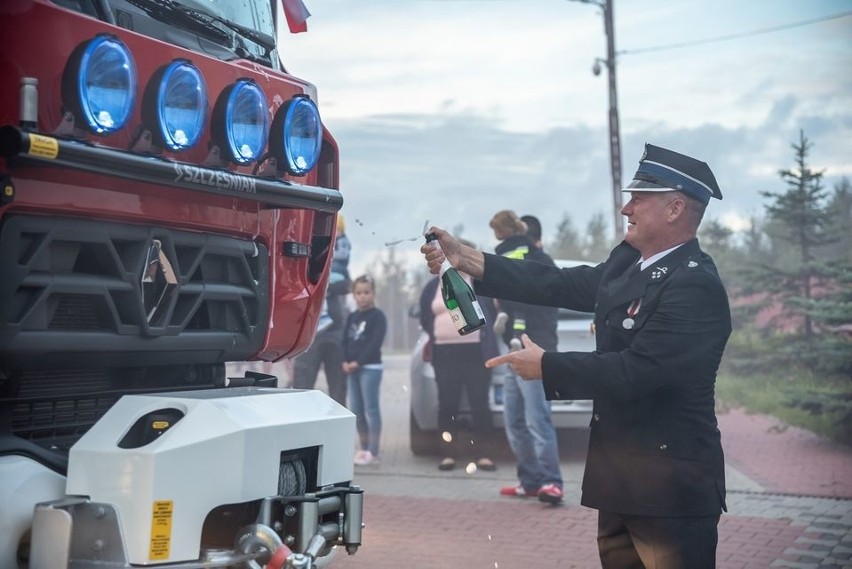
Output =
[
  {"x1": 499, "y1": 484, "x2": 537, "y2": 498},
  {"x1": 354, "y1": 451, "x2": 379, "y2": 466},
  {"x1": 537, "y1": 483, "x2": 564, "y2": 505},
  {"x1": 353, "y1": 450, "x2": 366, "y2": 464}
]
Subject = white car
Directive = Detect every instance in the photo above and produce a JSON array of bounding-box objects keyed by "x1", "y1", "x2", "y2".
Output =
[{"x1": 409, "y1": 260, "x2": 596, "y2": 455}]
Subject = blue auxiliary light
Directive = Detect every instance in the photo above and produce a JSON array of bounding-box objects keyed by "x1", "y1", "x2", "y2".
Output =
[
  {"x1": 215, "y1": 79, "x2": 269, "y2": 164},
  {"x1": 271, "y1": 95, "x2": 322, "y2": 176},
  {"x1": 64, "y1": 35, "x2": 137, "y2": 134},
  {"x1": 153, "y1": 61, "x2": 207, "y2": 151}
]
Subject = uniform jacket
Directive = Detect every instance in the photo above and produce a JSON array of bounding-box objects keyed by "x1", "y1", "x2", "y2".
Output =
[{"x1": 475, "y1": 238, "x2": 731, "y2": 516}]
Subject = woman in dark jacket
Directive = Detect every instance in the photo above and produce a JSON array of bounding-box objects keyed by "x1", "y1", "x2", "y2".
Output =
[{"x1": 418, "y1": 271, "x2": 499, "y2": 472}]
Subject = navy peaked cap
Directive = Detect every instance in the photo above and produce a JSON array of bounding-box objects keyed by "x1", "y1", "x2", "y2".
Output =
[{"x1": 623, "y1": 143, "x2": 722, "y2": 205}]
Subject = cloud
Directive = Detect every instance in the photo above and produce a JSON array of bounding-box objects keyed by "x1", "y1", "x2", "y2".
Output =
[
  {"x1": 336, "y1": 106, "x2": 851, "y2": 276},
  {"x1": 280, "y1": 1, "x2": 852, "y2": 275}
]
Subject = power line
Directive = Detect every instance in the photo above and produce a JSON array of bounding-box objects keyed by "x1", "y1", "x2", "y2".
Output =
[{"x1": 619, "y1": 10, "x2": 852, "y2": 56}]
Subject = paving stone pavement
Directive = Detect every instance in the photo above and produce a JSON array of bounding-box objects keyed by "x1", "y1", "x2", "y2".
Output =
[{"x1": 289, "y1": 354, "x2": 852, "y2": 568}]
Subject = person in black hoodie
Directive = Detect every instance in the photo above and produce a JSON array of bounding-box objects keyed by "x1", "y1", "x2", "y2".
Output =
[{"x1": 489, "y1": 210, "x2": 564, "y2": 504}]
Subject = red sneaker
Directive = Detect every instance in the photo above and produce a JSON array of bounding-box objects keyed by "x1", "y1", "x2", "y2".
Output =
[
  {"x1": 537, "y1": 484, "x2": 564, "y2": 505},
  {"x1": 499, "y1": 484, "x2": 538, "y2": 498}
]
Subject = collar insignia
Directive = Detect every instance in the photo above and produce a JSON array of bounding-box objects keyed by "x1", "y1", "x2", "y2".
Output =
[{"x1": 650, "y1": 266, "x2": 668, "y2": 280}]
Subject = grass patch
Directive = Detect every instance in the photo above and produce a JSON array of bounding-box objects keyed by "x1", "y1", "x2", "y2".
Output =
[{"x1": 716, "y1": 370, "x2": 852, "y2": 446}]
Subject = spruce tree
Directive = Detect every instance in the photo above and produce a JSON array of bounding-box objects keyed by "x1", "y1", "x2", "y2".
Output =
[
  {"x1": 758, "y1": 130, "x2": 835, "y2": 339},
  {"x1": 548, "y1": 213, "x2": 584, "y2": 260},
  {"x1": 582, "y1": 212, "x2": 614, "y2": 263}
]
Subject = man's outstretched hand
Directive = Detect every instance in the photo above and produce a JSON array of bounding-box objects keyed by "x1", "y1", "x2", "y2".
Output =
[{"x1": 485, "y1": 334, "x2": 544, "y2": 380}]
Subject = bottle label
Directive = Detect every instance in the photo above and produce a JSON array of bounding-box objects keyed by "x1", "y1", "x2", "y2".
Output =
[
  {"x1": 472, "y1": 300, "x2": 485, "y2": 320},
  {"x1": 448, "y1": 306, "x2": 466, "y2": 332},
  {"x1": 448, "y1": 301, "x2": 485, "y2": 332}
]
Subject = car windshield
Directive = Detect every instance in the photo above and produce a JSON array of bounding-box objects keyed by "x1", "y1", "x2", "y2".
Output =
[
  {"x1": 125, "y1": 0, "x2": 277, "y2": 64},
  {"x1": 190, "y1": 0, "x2": 275, "y2": 51}
]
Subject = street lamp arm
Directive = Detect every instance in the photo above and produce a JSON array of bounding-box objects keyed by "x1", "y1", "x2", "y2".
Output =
[{"x1": 568, "y1": 0, "x2": 605, "y2": 9}]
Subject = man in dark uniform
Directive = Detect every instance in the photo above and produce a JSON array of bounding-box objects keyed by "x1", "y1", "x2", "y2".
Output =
[{"x1": 421, "y1": 143, "x2": 731, "y2": 569}]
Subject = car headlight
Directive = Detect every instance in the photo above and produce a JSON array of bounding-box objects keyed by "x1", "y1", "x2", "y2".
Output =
[
  {"x1": 270, "y1": 95, "x2": 322, "y2": 176},
  {"x1": 63, "y1": 35, "x2": 137, "y2": 134},
  {"x1": 213, "y1": 79, "x2": 268, "y2": 164},
  {"x1": 144, "y1": 60, "x2": 207, "y2": 151}
]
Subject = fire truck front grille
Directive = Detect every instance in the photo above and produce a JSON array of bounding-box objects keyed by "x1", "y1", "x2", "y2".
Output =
[{"x1": 0, "y1": 215, "x2": 270, "y2": 369}]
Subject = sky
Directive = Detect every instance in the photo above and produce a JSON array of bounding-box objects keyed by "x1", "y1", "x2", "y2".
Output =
[{"x1": 277, "y1": 0, "x2": 852, "y2": 277}]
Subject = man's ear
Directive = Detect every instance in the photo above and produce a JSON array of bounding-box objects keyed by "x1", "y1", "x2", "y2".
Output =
[{"x1": 668, "y1": 196, "x2": 686, "y2": 220}]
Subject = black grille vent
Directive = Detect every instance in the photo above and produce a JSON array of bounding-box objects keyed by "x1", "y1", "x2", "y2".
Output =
[
  {"x1": 0, "y1": 215, "x2": 269, "y2": 369},
  {"x1": 50, "y1": 294, "x2": 103, "y2": 330},
  {"x1": 3, "y1": 366, "x2": 223, "y2": 454}
]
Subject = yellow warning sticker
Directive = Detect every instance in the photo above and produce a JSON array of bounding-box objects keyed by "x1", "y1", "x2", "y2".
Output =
[
  {"x1": 149, "y1": 500, "x2": 173, "y2": 560},
  {"x1": 27, "y1": 134, "x2": 59, "y2": 160}
]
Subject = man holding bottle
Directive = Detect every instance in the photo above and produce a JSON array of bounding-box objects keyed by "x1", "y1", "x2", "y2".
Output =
[{"x1": 420, "y1": 143, "x2": 731, "y2": 569}]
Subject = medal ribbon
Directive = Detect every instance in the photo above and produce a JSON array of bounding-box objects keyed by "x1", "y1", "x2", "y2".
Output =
[{"x1": 627, "y1": 298, "x2": 642, "y2": 317}]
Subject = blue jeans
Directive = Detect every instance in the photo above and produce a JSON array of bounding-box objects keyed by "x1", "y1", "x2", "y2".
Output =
[
  {"x1": 503, "y1": 368, "x2": 563, "y2": 491},
  {"x1": 347, "y1": 366, "x2": 383, "y2": 456}
]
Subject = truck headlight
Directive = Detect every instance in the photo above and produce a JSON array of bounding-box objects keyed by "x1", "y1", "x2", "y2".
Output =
[
  {"x1": 145, "y1": 60, "x2": 207, "y2": 151},
  {"x1": 214, "y1": 79, "x2": 268, "y2": 164},
  {"x1": 63, "y1": 35, "x2": 136, "y2": 134},
  {"x1": 270, "y1": 95, "x2": 322, "y2": 176}
]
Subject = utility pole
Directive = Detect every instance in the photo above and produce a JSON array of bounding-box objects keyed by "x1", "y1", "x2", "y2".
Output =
[
  {"x1": 572, "y1": 0, "x2": 624, "y2": 240},
  {"x1": 603, "y1": 0, "x2": 624, "y2": 239}
]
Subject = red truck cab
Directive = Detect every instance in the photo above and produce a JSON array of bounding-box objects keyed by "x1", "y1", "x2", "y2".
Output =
[{"x1": 0, "y1": 1, "x2": 360, "y2": 567}]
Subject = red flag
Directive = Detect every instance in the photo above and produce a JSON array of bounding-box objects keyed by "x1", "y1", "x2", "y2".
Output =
[{"x1": 282, "y1": 0, "x2": 310, "y2": 34}]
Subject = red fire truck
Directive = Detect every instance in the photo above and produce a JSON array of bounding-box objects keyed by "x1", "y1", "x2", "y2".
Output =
[{"x1": 0, "y1": 1, "x2": 363, "y2": 567}]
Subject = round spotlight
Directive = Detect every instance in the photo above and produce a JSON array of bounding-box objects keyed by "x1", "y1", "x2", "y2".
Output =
[
  {"x1": 159, "y1": 62, "x2": 207, "y2": 150},
  {"x1": 213, "y1": 79, "x2": 269, "y2": 164},
  {"x1": 63, "y1": 35, "x2": 137, "y2": 134},
  {"x1": 270, "y1": 95, "x2": 322, "y2": 176},
  {"x1": 146, "y1": 60, "x2": 207, "y2": 151}
]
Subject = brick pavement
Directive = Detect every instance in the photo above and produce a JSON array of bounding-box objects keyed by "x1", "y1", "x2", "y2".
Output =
[
  {"x1": 334, "y1": 496, "x2": 846, "y2": 569},
  {"x1": 718, "y1": 406, "x2": 852, "y2": 499},
  {"x1": 326, "y1": 355, "x2": 852, "y2": 568},
  {"x1": 333, "y1": 495, "x2": 852, "y2": 569}
]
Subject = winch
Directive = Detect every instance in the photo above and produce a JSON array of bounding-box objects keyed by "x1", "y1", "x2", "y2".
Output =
[{"x1": 27, "y1": 387, "x2": 363, "y2": 568}]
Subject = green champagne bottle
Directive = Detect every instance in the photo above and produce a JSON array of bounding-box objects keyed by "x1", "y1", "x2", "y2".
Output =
[{"x1": 425, "y1": 233, "x2": 486, "y2": 335}]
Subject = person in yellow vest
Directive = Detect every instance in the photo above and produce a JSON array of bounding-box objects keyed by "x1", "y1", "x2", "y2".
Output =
[{"x1": 489, "y1": 210, "x2": 563, "y2": 505}]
